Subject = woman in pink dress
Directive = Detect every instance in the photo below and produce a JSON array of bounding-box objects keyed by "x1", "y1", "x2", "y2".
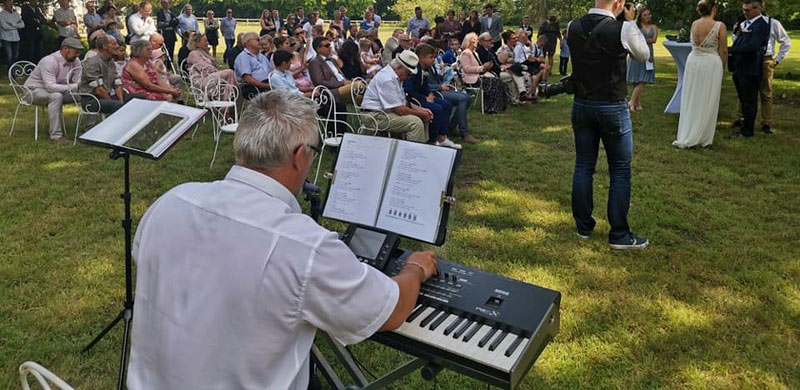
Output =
[
  {"x1": 122, "y1": 40, "x2": 181, "y2": 102},
  {"x1": 186, "y1": 32, "x2": 236, "y2": 88}
]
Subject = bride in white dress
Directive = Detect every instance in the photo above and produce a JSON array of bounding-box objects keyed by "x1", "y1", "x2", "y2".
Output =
[{"x1": 673, "y1": 0, "x2": 728, "y2": 148}]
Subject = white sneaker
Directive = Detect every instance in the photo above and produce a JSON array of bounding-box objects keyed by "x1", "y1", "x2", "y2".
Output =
[{"x1": 435, "y1": 138, "x2": 462, "y2": 149}]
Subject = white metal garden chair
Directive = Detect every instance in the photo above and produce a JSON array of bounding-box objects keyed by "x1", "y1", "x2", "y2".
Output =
[{"x1": 19, "y1": 361, "x2": 75, "y2": 390}]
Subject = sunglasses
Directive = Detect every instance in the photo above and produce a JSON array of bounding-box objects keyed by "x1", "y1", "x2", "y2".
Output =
[{"x1": 321, "y1": 43, "x2": 331, "y2": 48}]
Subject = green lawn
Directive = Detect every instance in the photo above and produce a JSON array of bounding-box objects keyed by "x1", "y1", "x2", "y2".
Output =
[{"x1": 1, "y1": 29, "x2": 799, "y2": 389}]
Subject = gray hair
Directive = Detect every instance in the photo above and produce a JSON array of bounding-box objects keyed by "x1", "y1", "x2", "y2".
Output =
[
  {"x1": 234, "y1": 90, "x2": 319, "y2": 171},
  {"x1": 241, "y1": 31, "x2": 258, "y2": 46},
  {"x1": 478, "y1": 32, "x2": 492, "y2": 41},
  {"x1": 130, "y1": 39, "x2": 151, "y2": 58},
  {"x1": 96, "y1": 35, "x2": 115, "y2": 50},
  {"x1": 389, "y1": 58, "x2": 403, "y2": 70}
]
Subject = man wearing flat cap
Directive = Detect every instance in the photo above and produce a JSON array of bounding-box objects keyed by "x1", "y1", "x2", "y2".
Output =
[
  {"x1": 360, "y1": 50, "x2": 430, "y2": 142},
  {"x1": 23, "y1": 37, "x2": 83, "y2": 144}
]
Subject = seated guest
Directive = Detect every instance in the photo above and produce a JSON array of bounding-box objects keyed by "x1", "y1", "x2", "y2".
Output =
[
  {"x1": 514, "y1": 30, "x2": 546, "y2": 81},
  {"x1": 234, "y1": 31, "x2": 271, "y2": 100},
  {"x1": 382, "y1": 29, "x2": 403, "y2": 65},
  {"x1": 360, "y1": 50, "x2": 428, "y2": 143},
  {"x1": 337, "y1": 39, "x2": 364, "y2": 80},
  {"x1": 259, "y1": 33, "x2": 273, "y2": 60},
  {"x1": 268, "y1": 50, "x2": 312, "y2": 97},
  {"x1": 78, "y1": 36, "x2": 146, "y2": 122},
  {"x1": 186, "y1": 32, "x2": 236, "y2": 87},
  {"x1": 113, "y1": 38, "x2": 128, "y2": 76},
  {"x1": 83, "y1": 29, "x2": 108, "y2": 60},
  {"x1": 308, "y1": 36, "x2": 364, "y2": 105},
  {"x1": 426, "y1": 50, "x2": 479, "y2": 144},
  {"x1": 358, "y1": 38, "x2": 381, "y2": 77},
  {"x1": 403, "y1": 43, "x2": 460, "y2": 149},
  {"x1": 441, "y1": 37, "x2": 459, "y2": 65},
  {"x1": 462, "y1": 32, "x2": 507, "y2": 113},
  {"x1": 126, "y1": 89, "x2": 437, "y2": 390},
  {"x1": 151, "y1": 47, "x2": 183, "y2": 89},
  {"x1": 176, "y1": 29, "x2": 194, "y2": 74},
  {"x1": 289, "y1": 38, "x2": 313, "y2": 90},
  {"x1": 224, "y1": 32, "x2": 244, "y2": 70},
  {"x1": 122, "y1": 39, "x2": 182, "y2": 102},
  {"x1": 23, "y1": 37, "x2": 82, "y2": 144},
  {"x1": 392, "y1": 33, "x2": 411, "y2": 60},
  {"x1": 499, "y1": 30, "x2": 534, "y2": 104},
  {"x1": 531, "y1": 34, "x2": 551, "y2": 82}
]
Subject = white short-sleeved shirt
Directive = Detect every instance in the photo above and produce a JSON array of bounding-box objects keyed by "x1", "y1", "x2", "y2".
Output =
[
  {"x1": 361, "y1": 65, "x2": 406, "y2": 111},
  {"x1": 127, "y1": 165, "x2": 399, "y2": 390}
]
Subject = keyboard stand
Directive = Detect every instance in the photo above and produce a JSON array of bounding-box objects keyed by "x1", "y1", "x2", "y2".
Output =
[{"x1": 312, "y1": 332, "x2": 435, "y2": 390}]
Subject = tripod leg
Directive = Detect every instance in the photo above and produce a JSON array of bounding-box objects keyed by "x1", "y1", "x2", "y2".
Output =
[
  {"x1": 81, "y1": 309, "x2": 125, "y2": 353},
  {"x1": 116, "y1": 308, "x2": 133, "y2": 390}
]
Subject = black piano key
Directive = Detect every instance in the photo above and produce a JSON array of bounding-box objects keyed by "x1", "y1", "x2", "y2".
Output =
[
  {"x1": 406, "y1": 305, "x2": 427, "y2": 323},
  {"x1": 505, "y1": 335, "x2": 524, "y2": 357},
  {"x1": 452, "y1": 319, "x2": 473, "y2": 339},
  {"x1": 478, "y1": 327, "x2": 498, "y2": 348},
  {"x1": 443, "y1": 317, "x2": 464, "y2": 336},
  {"x1": 488, "y1": 330, "x2": 508, "y2": 351},
  {"x1": 462, "y1": 323, "x2": 482, "y2": 342},
  {"x1": 428, "y1": 312, "x2": 450, "y2": 331},
  {"x1": 419, "y1": 309, "x2": 441, "y2": 327}
]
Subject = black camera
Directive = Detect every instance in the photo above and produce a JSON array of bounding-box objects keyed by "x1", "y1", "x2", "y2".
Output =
[{"x1": 543, "y1": 75, "x2": 575, "y2": 98}]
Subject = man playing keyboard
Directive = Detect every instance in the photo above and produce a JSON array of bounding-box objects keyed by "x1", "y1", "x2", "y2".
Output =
[{"x1": 126, "y1": 90, "x2": 438, "y2": 390}]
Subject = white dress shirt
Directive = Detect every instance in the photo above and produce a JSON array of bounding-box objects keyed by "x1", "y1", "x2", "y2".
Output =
[
  {"x1": 127, "y1": 166, "x2": 398, "y2": 390},
  {"x1": 361, "y1": 65, "x2": 406, "y2": 111},
  {"x1": 128, "y1": 12, "x2": 156, "y2": 42},
  {"x1": 761, "y1": 15, "x2": 791, "y2": 63},
  {"x1": 575, "y1": 8, "x2": 649, "y2": 63}
]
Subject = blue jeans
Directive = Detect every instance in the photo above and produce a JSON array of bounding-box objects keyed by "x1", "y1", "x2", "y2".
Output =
[
  {"x1": 419, "y1": 98, "x2": 453, "y2": 142},
  {"x1": 571, "y1": 98, "x2": 633, "y2": 243},
  {"x1": 2, "y1": 40, "x2": 19, "y2": 65},
  {"x1": 440, "y1": 90, "x2": 470, "y2": 136}
]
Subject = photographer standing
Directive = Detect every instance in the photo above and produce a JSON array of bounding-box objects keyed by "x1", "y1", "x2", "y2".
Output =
[{"x1": 567, "y1": 0, "x2": 650, "y2": 249}]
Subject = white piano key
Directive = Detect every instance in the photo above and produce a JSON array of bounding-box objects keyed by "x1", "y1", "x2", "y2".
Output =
[{"x1": 485, "y1": 332, "x2": 518, "y2": 371}]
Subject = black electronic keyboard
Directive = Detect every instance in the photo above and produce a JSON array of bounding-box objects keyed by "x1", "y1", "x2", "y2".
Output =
[{"x1": 369, "y1": 250, "x2": 561, "y2": 390}]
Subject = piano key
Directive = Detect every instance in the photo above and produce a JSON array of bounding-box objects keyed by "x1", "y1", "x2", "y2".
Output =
[
  {"x1": 443, "y1": 316, "x2": 464, "y2": 336},
  {"x1": 462, "y1": 322, "x2": 482, "y2": 342},
  {"x1": 452, "y1": 319, "x2": 473, "y2": 339},
  {"x1": 405, "y1": 304, "x2": 426, "y2": 323},
  {"x1": 419, "y1": 308, "x2": 442, "y2": 327},
  {"x1": 505, "y1": 335, "x2": 524, "y2": 357},
  {"x1": 506, "y1": 337, "x2": 530, "y2": 368},
  {"x1": 484, "y1": 332, "x2": 519, "y2": 372},
  {"x1": 488, "y1": 330, "x2": 508, "y2": 351},
  {"x1": 428, "y1": 311, "x2": 450, "y2": 331},
  {"x1": 478, "y1": 327, "x2": 498, "y2": 348}
]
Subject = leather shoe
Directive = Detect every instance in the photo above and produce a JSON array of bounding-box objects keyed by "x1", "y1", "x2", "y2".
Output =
[
  {"x1": 731, "y1": 119, "x2": 743, "y2": 128},
  {"x1": 463, "y1": 134, "x2": 480, "y2": 144},
  {"x1": 762, "y1": 124, "x2": 774, "y2": 134}
]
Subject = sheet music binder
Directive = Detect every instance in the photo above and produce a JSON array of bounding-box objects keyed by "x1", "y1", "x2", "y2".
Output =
[
  {"x1": 78, "y1": 99, "x2": 206, "y2": 160},
  {"x1": 321, "y1": 133, "x2": 462, "y2": 246}
]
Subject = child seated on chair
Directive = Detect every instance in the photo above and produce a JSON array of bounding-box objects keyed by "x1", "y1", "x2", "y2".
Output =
[{"x1": 358, "y1": 38, "x2": 382, "y2": 78}]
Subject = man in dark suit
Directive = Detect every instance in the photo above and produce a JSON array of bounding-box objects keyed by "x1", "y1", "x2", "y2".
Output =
[
  {"x1": 729, "y1": 0, "x2": 770, "y2": 138},
  {"x1": 19, "y1": 0, "x2": 47, "y2": 62},
  {"x1": 308, "y1": 36, "x2": 359, "y2": 105},
  {"x1": 156, "y1": 0, "x2": 177, "y2": 70}
]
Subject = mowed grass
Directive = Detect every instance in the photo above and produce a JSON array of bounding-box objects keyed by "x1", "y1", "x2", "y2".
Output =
[{"x1": 1, "y1": 27, "x2": 799, "y2": 389}]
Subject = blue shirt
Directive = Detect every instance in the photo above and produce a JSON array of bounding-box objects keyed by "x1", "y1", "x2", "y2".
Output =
[
  {"x1": 269, "y1": 69, "x2": 300, "y2": 93},
  {"x1": 176, "y1": 13, "x2": 198, "y2": 37},
  {"x1": 220, "y1": 17, "x2": 236, "y2": 39},
  {"x1": 234, "y1": 49, "x2": 272, "y2": 83},
  {"x1": 342, "y1": 16, "x2": 350, "y2": 34},
  {"x1": 83, "y1": 11, "x2": 103, "y2": 30},
  {"x1": 441, "y1": 49, "x2": 457, "y2": 65}
]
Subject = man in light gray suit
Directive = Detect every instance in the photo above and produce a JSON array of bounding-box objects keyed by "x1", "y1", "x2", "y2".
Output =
[{"x1": 479, "y1": 3, "x2": 503, "y2": 51}]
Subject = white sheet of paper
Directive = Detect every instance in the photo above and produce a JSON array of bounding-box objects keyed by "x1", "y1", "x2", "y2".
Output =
[
  {"x1": 322, "y1": 134, "x2": 393, "y2": 226},
  {"x1": 376, "y1": 141, "x2": 456, "y2": 243},
  {"x1": 645, "y1": 60, "x2": 654, "y2": 71}
]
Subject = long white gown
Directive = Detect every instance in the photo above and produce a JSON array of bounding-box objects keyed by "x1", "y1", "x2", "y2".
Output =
[{"x1": 673, "y1": 21, "x2": 723, "y2": 148}]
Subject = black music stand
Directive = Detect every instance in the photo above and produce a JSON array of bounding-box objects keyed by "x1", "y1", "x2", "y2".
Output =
[{"x1": 77, "y1": 99, "x2": 205, "y2": 390}]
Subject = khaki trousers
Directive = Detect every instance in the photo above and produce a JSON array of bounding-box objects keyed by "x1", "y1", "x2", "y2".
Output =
[
  {"x1": 367, "y1": 111, "x2": 427, "y2": 142},
  {"x1": 736, "y1": 58, "x2": 775, "y2": 127},
  {"x1": 31, "y1": 89, "x2": 70, "y2": 139}
]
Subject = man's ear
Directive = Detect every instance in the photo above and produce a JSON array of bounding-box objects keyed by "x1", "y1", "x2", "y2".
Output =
[{"x1": 291, "y1": 144, "x2": 306, "y2": 170}]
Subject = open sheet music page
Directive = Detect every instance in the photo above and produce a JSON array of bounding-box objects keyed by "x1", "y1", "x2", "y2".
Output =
[
  {"x1": 376, "y1": 141, "x2": 457, "y2": 242},
  {"x1": 322, "y1": 134, "x2": 393, "y2": 226}
]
